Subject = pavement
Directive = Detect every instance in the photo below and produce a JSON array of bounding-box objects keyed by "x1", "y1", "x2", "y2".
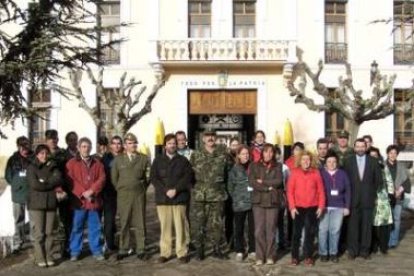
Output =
[{"x1": 1, "y1": 182, "x2": 414, "y2": 275}]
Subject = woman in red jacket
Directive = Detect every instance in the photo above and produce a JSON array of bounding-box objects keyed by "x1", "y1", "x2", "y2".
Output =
[{"x1": 287, "y1": 150, "x2": 325, "y2": 266}]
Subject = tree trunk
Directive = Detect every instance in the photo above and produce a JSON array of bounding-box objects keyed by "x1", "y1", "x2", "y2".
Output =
[{"x1": 348, "y1": 121, "x2": 361, "y2": 144}]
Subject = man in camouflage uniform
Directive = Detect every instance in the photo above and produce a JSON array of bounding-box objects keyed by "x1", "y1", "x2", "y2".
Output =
[
  {"x1": 332, "y1": 130, "x2": 354, "y2": 168},
  {"x1": 112, "y1": 133, "x2": 149, "y2": 261},
  {"x1": 190, "y1": 130, "x2": 228, "y2": 260},
  {"x1": 45, "y1": 129, "x2": 73, "y2": 256}
]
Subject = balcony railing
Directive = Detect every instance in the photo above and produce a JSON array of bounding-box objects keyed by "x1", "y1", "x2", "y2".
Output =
[
  {"x1": 325, "y1": 42, "x2": 347, "y2": 64},
  {"x1": 394, "y1": 43, "x2": 414, "y2": 64},
  {"x1": 154, "y1": 39, "x2": 296, "y2": 63}
]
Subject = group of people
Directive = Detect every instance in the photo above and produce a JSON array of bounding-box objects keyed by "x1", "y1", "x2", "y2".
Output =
[{"x1": 4, "y1": 127, "x2": 411, "y2": 268}]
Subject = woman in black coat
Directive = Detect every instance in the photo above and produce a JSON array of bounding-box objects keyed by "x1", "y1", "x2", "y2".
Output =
[{"x1": 27, "y1": 144, "x2": 62, "y2": 267}]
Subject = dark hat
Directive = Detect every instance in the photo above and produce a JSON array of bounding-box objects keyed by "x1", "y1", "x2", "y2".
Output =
[
  {"x1": 97, "y1": 136, "x2": 109, "y2": 146},
  {"x1": 337, "y1": 130, "x2": 349, "y2": 139},
  {"x1": 203, "y1": 128, "x2": 216, "y2": 136},
  {"x1": 45, "y1": 129, "x2": 58, "y2": 139},
  {"x1": 124, "y1": 132, "x2": 138, "y2": 142}
]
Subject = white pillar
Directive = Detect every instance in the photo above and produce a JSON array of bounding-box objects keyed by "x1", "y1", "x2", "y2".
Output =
[
  {"x1": 176, "y1": 0, "x2": 188, "y2": 38},
  {"x1": 256, "y1": 0, "x2": 268, "y2": 38},
  {"x1": 148, "y1": 0, "x2": 160, "y2": 63},
  {"x1": 283, "y1": 0, "x2": 297, "y2": 40},
  {"x1": 215, "y1": 0, "x2": 233, "y2": 38}
]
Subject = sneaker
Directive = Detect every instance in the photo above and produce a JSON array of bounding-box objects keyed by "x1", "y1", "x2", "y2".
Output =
[
  {"x1": 255, "y1": 260, "x2": 263, "y2": 266},
  {"x1": 46, "y1": 260, "x2": 55, "y2": 267},
  {"x1": 331, "y1": 256, "x2": 339, "y2": 263},
  {"x1": 235, "y1": 253, "x2": 243, "y2": 262},
  {"x1": 37, "y1": 262, "x2": 47, "y2": 268},
  {"x1": 94, "y1": 255, "x2": 105, "y2": 261},
  {"x1": 248, "y1": 252, "x2": 256, "y2": 259},
  {"x1": 70, "y1": 255, "x2": 79, "y2": 262},
  {"x1": 266, "y1": 258, "x2": 275, "y2": 265}
]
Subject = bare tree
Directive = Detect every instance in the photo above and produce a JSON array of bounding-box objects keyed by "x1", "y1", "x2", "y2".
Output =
[
  {"x1": 68, "y1": 66, "x2": 165, "y2": 137},
  {"x1": 286, "y1": 53, "x2": 413, "y2": 142}
]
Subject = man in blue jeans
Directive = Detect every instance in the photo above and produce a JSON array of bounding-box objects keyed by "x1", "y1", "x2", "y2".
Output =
[{"x1": 66, "y1": 137, "x2": 106, "y2": 261}]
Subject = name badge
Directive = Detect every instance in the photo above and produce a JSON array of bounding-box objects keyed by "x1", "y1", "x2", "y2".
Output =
[
  {"x1": 331, "y1": 189, "x2": 339, "y2": 196},
  {"x1": 247, "y1": 186, "x2": 253, "y2": 192},
  {"x1": 19, "y1": 170, "x2": 27, "y2": 177}
]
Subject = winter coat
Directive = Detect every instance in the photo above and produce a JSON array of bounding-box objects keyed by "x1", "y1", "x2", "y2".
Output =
[
  {"x1": 27, "y1": 159, "x2": 61, "y2": 211},
  {"x1": 249, "y1": 161, "x2": 283, "y2": 208},
  {"x1": 5, "y1": 152, "x2": 33, "y2": 204},
  {"x1": 227, "y1": 163, "x2": 252, "y2": 212},
  {"x1": 66, "y1": 156, "x2": 105, "y2": 210},
  {"x1": 150, "y1": 153, "x2": 193, "y2": 205}
]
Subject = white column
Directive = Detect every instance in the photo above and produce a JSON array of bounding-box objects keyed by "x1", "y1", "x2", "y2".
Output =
[
  {"x1": 176, "y1": 0, "x2": 188, "y2": 38},
  {"x1": 217, "y1": 0, "x2": 233, "y2": 38},
  {"x1": 283, "y1": 0, "x2": 297, "y2": 40},
  {"x1": 256, "y1": 0, "x2": 268, "y2": 39}
]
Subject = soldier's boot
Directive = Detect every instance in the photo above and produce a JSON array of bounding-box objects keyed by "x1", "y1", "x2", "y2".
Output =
[
  {"x1": 212, "y1": 245, "x2": 229, "y2": 260},
  {"x1": 195, "y1": 245, "x2": 205, "y2": 261}
]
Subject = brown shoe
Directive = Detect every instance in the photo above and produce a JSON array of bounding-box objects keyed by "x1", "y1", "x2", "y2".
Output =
[
  {"x1": 157, "y1": 256, "x2": 169, "y2": 263},
  {"x1": 304, "y1": 258, "x2": 314, "y2": 266},
  {"x1": 290, "y1": 258, "x2": 299, "y2": 266},
  {"x1": 178, "y1": 256, "x2": 189, "y2": 264}
]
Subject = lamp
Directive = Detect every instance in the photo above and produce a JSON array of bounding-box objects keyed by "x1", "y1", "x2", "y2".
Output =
[
  {"x1": 218, "y1": 70, "x2": 228, "y2": 88},
  {"x1": 370, "y1": 60, "x2": 378, "y2": 86}
]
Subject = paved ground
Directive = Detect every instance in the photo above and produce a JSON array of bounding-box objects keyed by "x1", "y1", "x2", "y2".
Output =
[{"x1": 1, "y1": 181, "x2": 414, "y2": 275}]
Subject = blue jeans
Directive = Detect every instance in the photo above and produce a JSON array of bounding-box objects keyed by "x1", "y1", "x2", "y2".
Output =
[
  {"x1": 318, "y1": 208, "x2": 344, "y2": 256},
  {"x1": 70, "y1": 209, "x2": 103, "y2": 257},
  {"x1": 389, "y1": 204, "x2": 402, "y2": 247}
]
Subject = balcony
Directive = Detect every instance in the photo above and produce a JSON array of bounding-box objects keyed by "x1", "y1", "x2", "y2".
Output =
[
  {"x1": 325, "y1": 42, "x2": 347, "y2": 64},
  {"x1": 394, "y1": 44, "x2": 414, "y2": 64},
  {"x1": 153, "y1": 38, "x2": 296, "y2": 68}
]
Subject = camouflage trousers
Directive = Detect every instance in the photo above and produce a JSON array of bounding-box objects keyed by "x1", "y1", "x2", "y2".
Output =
[{"x1": 190, "y1": 201, "x2": 224, "y2": 248}]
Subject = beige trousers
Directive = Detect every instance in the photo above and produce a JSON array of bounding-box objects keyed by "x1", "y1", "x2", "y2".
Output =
[{"x1": 156, "y1": 205, "x2": 189, "y2": 258}]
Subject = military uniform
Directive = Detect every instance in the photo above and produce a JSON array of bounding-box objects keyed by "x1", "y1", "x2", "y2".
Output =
[
  {"x1": 333, "y1": 130, "x2": 354, "y2": 168},
  {"x1": 111, "y1": 143, "x2": 149, "y2": 255},
  {"x1": 190, "y1": 144, "x2": 228, "y2": 257}
]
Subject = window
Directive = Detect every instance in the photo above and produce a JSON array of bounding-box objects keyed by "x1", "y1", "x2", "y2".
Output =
[
  {"x1": 394, "y1": 89, "x2": 414, "y2": 151},
  {"x1": 188, "y1": 0, "x2": 211, "y2": 37},
  {"x1": 394, "y1": 1, "x2": 414, "y2": 64},
  {"x1": 325, "y1": 88, "x2": 351, "y2": 139},
  {"x1": 30, "y1": 90, "x2": 52, "y2": 146},
  {"x1": 100, "y1": 0, "x2": 120, "y2": 64},
  {"x1": 233, "y1": 0, "x2": 256, "y2": 38},
  {"x1": 325, "y1": 0, "x2": 347, "y2": 63},
  {"x1": 99, "y1": 89, "x2": 118, "y2": 138}
]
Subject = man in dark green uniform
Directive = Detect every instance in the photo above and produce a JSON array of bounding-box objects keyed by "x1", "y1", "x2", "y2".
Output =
[
  {"x1": 112, "y1": 133, "x2": 149, "y2": 261},
  {"x1": 332, "y1": 130, "x2": 354, "y2": 168},
  {"x1": 190, "y1": 130, "x2": 228, "y2": 260}
]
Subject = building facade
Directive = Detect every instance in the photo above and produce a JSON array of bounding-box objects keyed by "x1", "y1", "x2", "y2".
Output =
[{"x1": 1, "y1": 0, "x2": 414, "y2": 175}]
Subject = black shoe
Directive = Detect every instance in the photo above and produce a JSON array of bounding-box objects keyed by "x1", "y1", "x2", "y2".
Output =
[
  {"x1": 157, "y1": 256, "x2": 168, "y2": 263},
  {"x1": 116, "y1": 253, "x2": 129, "y2": 261},
  {"x1": 331, "y1": 256, "x2": 339, "y2": 263},
  {"x1": 361, "y1": 254, "x2": 371, "y2": 260},
  {"x1": 137, "y1": 253, "x2": 149, "y2": 261},
  {"x1": 212, "y1": 246, "x2": 229, "y2": 260},
  {"x1": 178, "y1": 255, "x2": 190, "y2": 264},
  {"x1": 320, "y1": 255, "x2": 329, "y2": 262},
  {"x1": 195, "y1": 247, "x2": 205, "y2": 261}
]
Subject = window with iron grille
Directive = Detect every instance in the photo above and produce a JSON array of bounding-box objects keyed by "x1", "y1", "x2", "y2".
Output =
[
  {"x1": 394, "y1": 1, "x2": 414, "y2": 64},
  {"x1": 325, "y1": 0, "x2": 347, "y2": 63},
  {"x1": 100, "y1": 0, "x2": 120, "y2": 64},
  {"x1": 233, "y1": 0, "x2": 256, "y2": 38},
  {"x1": 394, "y1": 89, "x2": 414, "y2": 151},
  {"x1": 30, "y1": 90, "x2": 52, "y2": 146},
  {"x1": 99, "y1": 89, "x2": 118, "y2": 138},
  {"x1": 188, "y1": 0, "x2": 211, "y2": 38},
  {"x1": 324, "y1": 88, "x2": 351, "y2": 139}
]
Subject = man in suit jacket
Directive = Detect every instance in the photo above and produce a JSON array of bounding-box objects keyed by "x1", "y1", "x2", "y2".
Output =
[{"x1": 343, "y1": 138, "x2": 382, "y2": 260}]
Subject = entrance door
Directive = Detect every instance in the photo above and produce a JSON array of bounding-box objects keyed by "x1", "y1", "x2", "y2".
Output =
[{"x1": 187, "y1": 90, "x2": 257, "y2": 149}]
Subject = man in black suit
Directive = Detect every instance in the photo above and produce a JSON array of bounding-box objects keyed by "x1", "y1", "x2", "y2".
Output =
[{"x1": 343, "y1": 138, "x2": 382, "y2": 260}]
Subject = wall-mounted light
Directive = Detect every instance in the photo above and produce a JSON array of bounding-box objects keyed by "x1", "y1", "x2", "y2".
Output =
[{"x1": 218, "y1": 70, "x2": 228, "y2": 88}]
